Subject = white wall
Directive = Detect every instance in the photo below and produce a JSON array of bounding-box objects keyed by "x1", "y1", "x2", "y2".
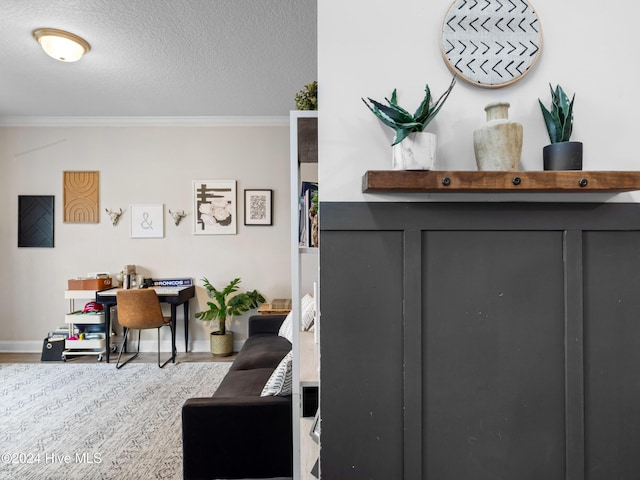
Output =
[
  {"x1": 0, "y1": 125, "x2": 291, "y2": 352},
  {"x1": 318, "y1": 0, "x2": 640, "y2": 202}
]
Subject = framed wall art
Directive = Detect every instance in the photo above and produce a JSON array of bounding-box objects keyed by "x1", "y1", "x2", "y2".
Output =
[
  {"x1": 193, "y1": 180, "x2": 237, "y2": 235},
  {"x1": 63, "y1": 171, "x2": 99, "y2": 223},
  {"x1": 244, "y1": 189, "x2": 273, "y2": 226},
  {"x1": 441, "y1": 0, "x2": 542, "y2": 88},
  {"x1": 130, "y1": 204, "x2": 164, "y2": 238},
  {"x1": 18, "y1": 195, "x2": 54, "y2": 248}
]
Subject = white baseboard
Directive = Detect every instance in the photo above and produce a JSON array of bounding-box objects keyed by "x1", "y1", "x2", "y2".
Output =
[
  {"x1": 166, "y1": 339, "x2": 246, "y2": 353},
  {"x1": 0, "y1": 339, "x2": 246, "y2": 354},
  {"x1": 0, "y1": 341, "x2": 43, "y2": 353}
]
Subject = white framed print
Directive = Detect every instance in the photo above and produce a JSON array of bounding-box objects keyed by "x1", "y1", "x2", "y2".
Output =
[
  {"x1": 130, "y1": 204, "x2": 164, "y2": 238},
  {"x1": 244, "y1": 189, "x2": 273, "y2": 226},
  {"x1": 193, "y1": 180, "x2": 237, "y2": 235}
]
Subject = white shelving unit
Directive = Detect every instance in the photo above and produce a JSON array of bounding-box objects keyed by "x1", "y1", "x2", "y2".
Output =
[
  {"x1": 63, "y1": 290, "x2": 106, "y2": 362},
  {"x1": 290, "y1": 110, "x2": 320, "y2": 480}
]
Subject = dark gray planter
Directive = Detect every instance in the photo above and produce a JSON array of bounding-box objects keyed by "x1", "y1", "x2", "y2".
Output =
[{"x1": 543, "y1": 141, "x2": 583, "y2": 170}]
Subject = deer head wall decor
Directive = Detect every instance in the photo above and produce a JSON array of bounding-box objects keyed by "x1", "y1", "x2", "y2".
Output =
[
  {"x1": 105, "y1": 208, "x2": 123, "y2": 226},
  {"x1": 169, "y1": 209, "x2": 187, "y2": 226}
]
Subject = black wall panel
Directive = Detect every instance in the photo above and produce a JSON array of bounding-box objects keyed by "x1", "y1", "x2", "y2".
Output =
[
  {"x1": 423, "y1": 231, "x2": 565, "y2": 479},
  {"x1": 320, "y1": 230, "x2": 405, "y2": 479},
  {"x1": 320, "y1": 202, "x2": 640, "y2": 480},
  {"x1": 583, "y1": 232, "x2": 640, "y2": 480}
]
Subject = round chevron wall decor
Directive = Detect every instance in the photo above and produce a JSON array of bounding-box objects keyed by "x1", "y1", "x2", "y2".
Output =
[{"x1": 441, "y1": 0, "x2": 542, "y2": 88}]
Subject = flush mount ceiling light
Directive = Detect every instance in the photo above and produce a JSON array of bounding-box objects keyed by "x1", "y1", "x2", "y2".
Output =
[{"x1": 32, "y1": 28, "x2": 90, "y2": 62}]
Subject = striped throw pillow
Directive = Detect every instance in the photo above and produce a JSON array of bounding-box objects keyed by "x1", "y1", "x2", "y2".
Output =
[
  {"x1": 261, "y1": 351, "x2": 293, "y2": 396},
  {"x1": 278, "y1": 312, "x2": 293, "y2": 343},
  {"x1": 301, "y1": 293, "x2": 315, "y2": 331}
]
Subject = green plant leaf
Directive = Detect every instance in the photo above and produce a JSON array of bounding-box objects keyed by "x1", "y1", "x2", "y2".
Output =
[
  {"x1": 227, "y1": 294, "x2": 251, "y2": 317},
  {"x1": 384, "y1": 97, "x2": 413, "y2": 123},
  {"x1": 540, "y1": 83, "x2": 575, "y2": 143},
  {"x1": 389, "y1": 88, "x2": 398, "y2": 106},
  {"x1": 561, "y1": 94, "x2": 575, "y2": 142},
  {"x1": 221, "y1": 278, "x2": 240, "y2": 297},
  {"x1": 368, "y1": 98, "x2": 413, "y2": 124},
  {"x1": 555, "y1": 85, "x2": 572, "y2": 119},
  {"x1": 539, "y1": 99, "x2": 559, "y2": 143},
  {"x1": 413, "y1": 85, "x2": 432, "y2": 122},
  {"x1": 390, "y1": 122, "x2": 425, "y2": 144},
  {"x1": 364, "y1": 78, "x2": 455, "y2": 146},
  {"x1": 395, "y1": 121, "x2": 424, "y2": 129},
  {"x1": 194, "y1": 302, "x2": 220, "y2": 322},
  {"x1": 362, "y1": 98, "x2": 400, "y2": 131},
  {"x1": 196, "y1": 277, "x2": 264, "y2": 334},
  {"x1": 247, "y1": 289, "x2": 266, "y2": 307},
  {"x1": 420, "y1": 77, "x2": 456, "y2": 128},
  {"x1": 393, "y1": 128, "x2": 413, "y2": 146}
]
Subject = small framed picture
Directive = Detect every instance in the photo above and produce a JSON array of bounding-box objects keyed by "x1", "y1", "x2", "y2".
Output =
[
  {"x1": 130, "y1": 204, "x2": 164, "y2": 238},
  {"x1": 244, "y1": 189, "x2": 273, "y2": 226}
]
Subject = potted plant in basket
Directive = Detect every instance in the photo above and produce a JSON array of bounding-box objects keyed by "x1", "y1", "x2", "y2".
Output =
[
  {"x1": 538, "y1": 83, "x2": 582, "y2": 170},
  {"x1": 195, "y1": 277, "x2": 265, "y2": 357},
  {"x1": 362, "y1": 78, "x2": 456, "y2": 170}
]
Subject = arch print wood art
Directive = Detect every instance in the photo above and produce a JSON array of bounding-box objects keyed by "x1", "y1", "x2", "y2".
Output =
[
  {"x1": 441, "y1": 0, "x2": 542, "y2": 87},
  {"x1": 63, "y1": 171, "x2": 99, "y2": 223}
]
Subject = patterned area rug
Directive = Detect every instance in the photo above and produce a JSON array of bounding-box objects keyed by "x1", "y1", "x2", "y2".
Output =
[{"x1": 0, "y1": 362, "x2": 230, "y2": 480}]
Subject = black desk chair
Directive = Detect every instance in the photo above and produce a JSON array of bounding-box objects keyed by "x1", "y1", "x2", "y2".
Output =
[{"x1": 115, "y1": 289, "x2": 174, "y2": 369}]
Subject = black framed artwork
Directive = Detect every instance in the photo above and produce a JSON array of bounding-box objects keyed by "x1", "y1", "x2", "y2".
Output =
[
  {"x1": 18, "y1": 195, "x2": 55, "y2": 248},
  {"x1": 244, "y1": 189, "x2": 273, "y2": 226}
]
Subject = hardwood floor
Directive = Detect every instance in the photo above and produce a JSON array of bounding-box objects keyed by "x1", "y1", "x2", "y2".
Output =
[{"x1": 0, "y1": 352, "x2": 236, "y2": 364}]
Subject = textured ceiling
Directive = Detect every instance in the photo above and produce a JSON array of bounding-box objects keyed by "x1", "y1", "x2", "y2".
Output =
[{"x1": 0, "y1": 0, "x2": 317, "y2": 121}]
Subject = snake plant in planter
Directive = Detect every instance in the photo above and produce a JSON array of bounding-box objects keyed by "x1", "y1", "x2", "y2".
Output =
[
  {"x1": 362, "y1": 77, "x2": 456, "y2": 170},
  {"x1": 195, "y1": 277, "x2": 264, "y2": 356},
  {"x1": 538, "y1": 83, "x2": 582, "y2": 170}
]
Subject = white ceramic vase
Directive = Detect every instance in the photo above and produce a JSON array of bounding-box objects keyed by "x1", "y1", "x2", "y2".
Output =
[
  {"x1": 473, "y1": 102, "x2": 522, "y2": 171},
  {"x1": 392, "y1": 131, "x2": 436, "y2": 170}
]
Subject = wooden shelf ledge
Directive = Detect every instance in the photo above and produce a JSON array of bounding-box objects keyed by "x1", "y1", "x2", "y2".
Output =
[{"x1": 362, "y1": 170, "x2": 640, "y2": 193}]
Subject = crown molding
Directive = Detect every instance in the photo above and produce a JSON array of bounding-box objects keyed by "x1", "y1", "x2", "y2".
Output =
[{"x1": 0, "y1": 116, "x2": 289, "y2": 127}]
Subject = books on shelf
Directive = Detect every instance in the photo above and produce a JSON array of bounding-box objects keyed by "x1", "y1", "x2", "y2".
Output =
[{"x1": 299, "y1": 181, "x2": 318, "y2": 248}]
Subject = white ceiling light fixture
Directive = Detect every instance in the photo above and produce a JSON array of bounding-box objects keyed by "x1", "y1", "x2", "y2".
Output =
[{"x1": 32, "y1": 28, "x2": 90, "y2": 62}]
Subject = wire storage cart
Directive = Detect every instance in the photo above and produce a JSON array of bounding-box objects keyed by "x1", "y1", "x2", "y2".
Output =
[{"x1": 63, "y1": 290, "x2": 106, "y2": 362}]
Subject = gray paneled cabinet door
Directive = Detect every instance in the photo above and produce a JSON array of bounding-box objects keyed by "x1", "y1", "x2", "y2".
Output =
[{"x1": 320, "y1": 203, "x2": 640, "y2": 480}]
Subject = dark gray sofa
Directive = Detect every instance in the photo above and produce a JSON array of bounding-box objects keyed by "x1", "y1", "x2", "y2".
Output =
[{"x1": 182, "y1": 314, "x2": 292, "y2": 480}]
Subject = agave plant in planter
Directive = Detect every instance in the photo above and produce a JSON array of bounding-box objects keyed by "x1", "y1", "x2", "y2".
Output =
[
  {"x1": 195, "y1": 277, "x2": 265, "y2": 356},
  {"x1": 538, "y1": 83, "x2": 582, "y2": 170},
  {"x1": 362, "y1": 78, "x2": 456, "y2": 170}
]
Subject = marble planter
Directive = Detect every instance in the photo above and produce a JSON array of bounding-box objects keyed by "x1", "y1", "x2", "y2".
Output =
[
  {"x1": 473, "y1": 102, "x2": 523, "y2": 171},
  {"x1": 392, "y1": 132, "x2": 436, "y2": 170}
]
